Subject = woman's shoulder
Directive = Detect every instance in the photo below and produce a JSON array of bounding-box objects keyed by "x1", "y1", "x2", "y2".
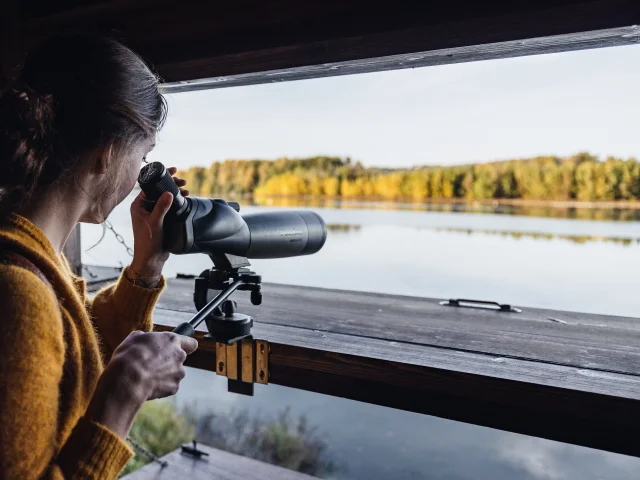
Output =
[
  {"x1": 0, "y1": 263, "x2": 66, "y2": 378},
  {"x1": 0, "y1": 263, "x2": 62, "y2": 326}
]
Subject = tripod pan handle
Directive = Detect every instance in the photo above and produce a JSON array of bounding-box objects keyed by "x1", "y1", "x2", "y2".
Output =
[{"x1": 173, "y1": 322, "x2": 196, "y2": 337}]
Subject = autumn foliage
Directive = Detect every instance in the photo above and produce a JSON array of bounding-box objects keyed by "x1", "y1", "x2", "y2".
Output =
[{"x1": 177, "y1": 153, "x2": 640, "y2": 202}]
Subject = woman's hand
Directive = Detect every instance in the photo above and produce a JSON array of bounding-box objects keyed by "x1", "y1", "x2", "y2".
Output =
[
  {"x1": 129, "y1": 167, "x2": 189, "y2": 279},
  {"x1": 87, "y1": 331, "x2": 198, "y2": 439}
]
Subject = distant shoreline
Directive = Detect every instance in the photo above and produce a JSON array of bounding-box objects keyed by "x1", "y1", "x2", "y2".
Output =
[{"x1": 243, "y1": 195, "x2": 640, "y2": 210}]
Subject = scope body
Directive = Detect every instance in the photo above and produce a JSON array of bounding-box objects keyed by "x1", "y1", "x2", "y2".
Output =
[{"x1": 138, "y1": 162, "x2": 327, "y2": 258}]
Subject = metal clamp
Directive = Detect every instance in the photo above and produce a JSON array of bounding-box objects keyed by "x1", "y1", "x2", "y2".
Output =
[
  {"x1": 439, "y1": 298, "x2": 522, "y2": 313},
  {"x1": 215, "y1": 338, "x2": 269, "y2": 395}
]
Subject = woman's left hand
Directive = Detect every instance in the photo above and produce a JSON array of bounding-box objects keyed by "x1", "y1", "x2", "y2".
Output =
[{"x1": 129, "y1": 167, "x2": 189, "y2": 280}]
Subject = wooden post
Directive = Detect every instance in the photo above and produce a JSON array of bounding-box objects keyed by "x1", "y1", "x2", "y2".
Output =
[{"x1": 63, "y1": 225, "x2": 82, "y2": 276}]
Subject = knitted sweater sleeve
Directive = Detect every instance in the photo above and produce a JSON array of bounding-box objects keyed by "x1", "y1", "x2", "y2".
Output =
[
  {"x1": 0, "y1": 266, "x2": 132, "y2": 479},
  {"x1": 89, "y1": 266, "x2": 165, "y2": 360}
]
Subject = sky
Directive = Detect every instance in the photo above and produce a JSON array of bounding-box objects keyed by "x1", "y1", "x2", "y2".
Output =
[{"x1": 150, "y1": 43, "x2": 640, "y2": 170}]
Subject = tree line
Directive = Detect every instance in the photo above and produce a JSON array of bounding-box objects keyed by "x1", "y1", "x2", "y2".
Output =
[{"x1": 177, "y1": 153, "x2": 640, "y2": 202}]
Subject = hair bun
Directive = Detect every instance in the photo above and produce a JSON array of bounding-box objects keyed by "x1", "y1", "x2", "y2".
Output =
[
  {"x1": 0, "y1": 82, "x2": 57, "y2": 212},
  {"x1": 10, "y1": 83, "x2": 56, "y2": 142}
]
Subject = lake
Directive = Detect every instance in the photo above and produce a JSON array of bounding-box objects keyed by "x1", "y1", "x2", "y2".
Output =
[{"x1": 82, "y1": 195, "x2": 640, "y2": 479}]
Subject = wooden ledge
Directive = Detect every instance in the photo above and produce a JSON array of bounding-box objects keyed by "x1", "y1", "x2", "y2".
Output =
[
  {"x1": 122, "y1": 443, "x2": 318, "y2": 479},
  {"x1": 153, "y1": 290, "x2": 640, "y2": 457}
]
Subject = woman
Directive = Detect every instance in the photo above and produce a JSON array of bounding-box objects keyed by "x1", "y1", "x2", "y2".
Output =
[{"x1": 0, "y1": 36, "x2": 198, "y2": 478}]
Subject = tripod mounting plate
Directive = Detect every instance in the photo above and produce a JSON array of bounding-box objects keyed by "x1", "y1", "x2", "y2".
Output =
[
  {"x1": 204, "y1": 309, "x2": 253, "y2": 345},
  {"x1": 193, "y1": 255, "x2": 261, "y2": 345}
]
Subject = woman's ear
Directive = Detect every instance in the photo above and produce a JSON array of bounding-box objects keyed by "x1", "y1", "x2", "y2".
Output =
[{"x1": 93, "y1": 144, "x2": 115, "y2": 175}]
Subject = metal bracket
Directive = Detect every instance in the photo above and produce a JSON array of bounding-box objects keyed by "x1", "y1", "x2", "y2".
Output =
[
  {"x1": 181, "y1": 441, "x2": 209, "y2": 460},
  {"x1": 439, "y1": 298, "x2": 522, "y2": 313},
  {"x1": 214, "y1": 338, "x2": 269, "y2": 395}
]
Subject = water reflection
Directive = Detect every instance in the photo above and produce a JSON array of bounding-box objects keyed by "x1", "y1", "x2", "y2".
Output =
[
  {"x1": 435, "y1": 227, "x2": 640, "y2": 246},
  {"x1": 330, "y1": 223, "x2": 640, "y2": 245},
  {"x1": 172, "y1": 371, "x2": 640, "y2": 480},
  {"x1": 181, "y1": 403, "x2": 338, "y2": 476},
  {"x1": 326, "y1": 223, "x2": 362, "y2": 233},
  {"x1": 250, "y1": 196, "x2": 640, "y2": 222}
]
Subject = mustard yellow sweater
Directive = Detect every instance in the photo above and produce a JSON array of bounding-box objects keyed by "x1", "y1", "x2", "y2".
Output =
[{"x1": 0, "y1": 213, "x2": 165, "y2": 479}]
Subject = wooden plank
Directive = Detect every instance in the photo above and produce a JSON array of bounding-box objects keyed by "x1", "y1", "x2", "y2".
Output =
[
  {"x1": 256, "y1": 339, "x2": 269, "y2": 384},
  {"x1": 160, "y1": 26, "x2": 640, "y2": 93},
  {"x1": 241, "y1": 338, "x2": 253, "y2": 383},
  {"x1": 152, "y1": 308, "x2": 640, "y2": 457},
  {"x1": 123, "y1": 443, "x2": 318, "y2": 479},
  {"x1": 226, "y1": 342, "x2": 238, "y2": 380},
  {"x1": 12, "y1": 0, "x2": 640, "y2": 85},
  {"x1": 216, "y1": 342, "x2": 227, "y2": 376},
  {"x1": 62, "y1": 224, "x2": 82, "y2": 275},
  {"x1": 157, "y1": 279, "x2": 640, "y2": 377},
  {"x1": 83, "y1": 265, "x2": 122, "y2": 288}
]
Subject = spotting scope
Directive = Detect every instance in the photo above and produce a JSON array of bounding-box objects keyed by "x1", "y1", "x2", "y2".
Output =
[
  {"x1": 137, "y1": 162, "x2": 327, "y2": 258},
  {"x1": 137, "y1": 161, "x2": 328, "y2": 394}
]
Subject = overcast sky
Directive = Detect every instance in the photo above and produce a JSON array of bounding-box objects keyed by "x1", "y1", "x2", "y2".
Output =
[{"x1": 151, "y1": 44, "x2": 640, "y2": 170}]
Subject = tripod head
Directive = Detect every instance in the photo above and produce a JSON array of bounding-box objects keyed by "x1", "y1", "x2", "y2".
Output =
[{"x1": 172, "y1": 253, "x2": 262, "y2": 344}]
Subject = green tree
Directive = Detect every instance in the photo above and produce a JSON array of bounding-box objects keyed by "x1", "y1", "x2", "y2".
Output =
[{"x1": 121, "y1": 400, "x2": 194, "y2": 476}]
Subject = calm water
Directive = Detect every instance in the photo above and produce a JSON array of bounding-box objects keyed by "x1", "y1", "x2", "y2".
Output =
[
  {"x1": 82, "y1": 195, "x2": 640, "y2": 479},
  {"x1": 84, "y1": 194, "x2": 640, "y2": 317}
]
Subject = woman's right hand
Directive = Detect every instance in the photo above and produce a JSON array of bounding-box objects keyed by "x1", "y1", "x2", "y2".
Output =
[
  {"x1": 87, "y1": 331, "x2": 198, "y2": 439},
  {"x1": 108, "y1": 331, "x2": 198, "y2": 400}
]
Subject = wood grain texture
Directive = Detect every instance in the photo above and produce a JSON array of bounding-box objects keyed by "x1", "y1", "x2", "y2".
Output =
[
  {"x1": 226, "y1": 342, "x2": 238, "y2": 381},
  {"x1": 160, "y1": 26, "x2": 640, "y2": 93},
  {"x1": 83, "y1": 264, "x2": 121, "y2": 289},
  {"x1": 123, "y1": 443, "x2": 318, "y2": 479},
  {"x1": 152, "y1": 303, "x2": 640, "y2": 457},
  {"x1": 241, "y1": 338, "x2": 253, "y2": 383},
  {"x1": 157, "y1": 279, "x2": 640, "y2": 377},
  {"x1": 62, "y1": 224, "x2": 82, "y2": 275},
  {"x1": 9, "y1": 0, "x2": 640, "y2": 86}
]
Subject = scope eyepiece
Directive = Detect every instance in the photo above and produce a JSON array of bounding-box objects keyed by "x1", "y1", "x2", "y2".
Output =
[{"x1": 138, "y1": 162, "x2": 188, "y2": 214}]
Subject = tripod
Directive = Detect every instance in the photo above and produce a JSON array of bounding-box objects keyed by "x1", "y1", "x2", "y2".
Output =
[{"x1": 172, "y1": 253, "x2": 264, "y2": 395}]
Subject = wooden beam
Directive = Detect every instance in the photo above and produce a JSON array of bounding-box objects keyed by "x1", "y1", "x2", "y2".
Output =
[
  {"x1": 157, "y1": 280, "x2": 640, "y2": 378},
  {"x1": 14, "y1": 0, "x2": 640, "y2": 87},
  {"x1": 62, "y1": 224, "x2": 82, "y2": 275},
  {"x1": 160, "y1": 26, "x2": 640, "y2": 93},
  {"x1": 123, "y1": 443, "x2": 318, "y2": 480},
  {"x1": 153, "y1": 308, "x2": 640, "y2": 458}
]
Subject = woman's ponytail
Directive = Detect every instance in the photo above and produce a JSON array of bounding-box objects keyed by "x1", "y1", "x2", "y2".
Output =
[{"x1": 0, "y1": 82, "x2": 56, "y2": 213}]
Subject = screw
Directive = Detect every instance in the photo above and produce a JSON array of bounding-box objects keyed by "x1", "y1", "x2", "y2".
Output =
[
  {"x1": 218, "y1": 361, "x2": 224, "y2": 372},
  {"x1": 259, "y1": 370, "x2": 265, "y2": 380}
]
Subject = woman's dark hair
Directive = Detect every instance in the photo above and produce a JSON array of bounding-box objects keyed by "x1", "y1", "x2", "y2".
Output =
[{"x1": 0, "y1": 35, "x2": 167, "y2": 213}]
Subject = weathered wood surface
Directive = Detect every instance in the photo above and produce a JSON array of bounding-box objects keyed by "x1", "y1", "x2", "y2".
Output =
[
  {"x1": 83, "y1": 264, "x2": 121, "y2": 287},
  {"x1": 153, "y1": 308, "x2": 640, "y2": 400},
  {"x1": 159, "y1": 26, "x2": 640, "y2": 92},
  {"x1": 158, "y1": 278, "x2": 640, "y2": 377},
  {"x1": 62, "y1": 224, "x2": 82, "y2": 276},
  {"x1": 152, "y1": 309, "x2": 640, "y2": 457},
  {"x1": 5, "y1": 1, "x2": 640, "y2": 86},
  {"x1": 123, "y1": 444, "x2": 318, "y2": 480},
  {"x1": 151, "y1": 278, "x2": 640, "y2": 457}
]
